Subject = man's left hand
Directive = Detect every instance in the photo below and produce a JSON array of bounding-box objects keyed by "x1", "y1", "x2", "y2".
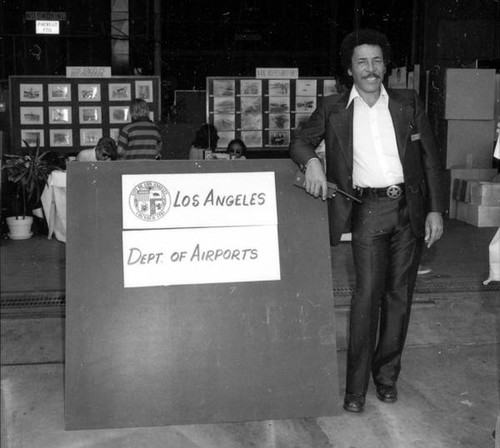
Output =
[{"x1": 424, "y1": 212, "x2": 443, "y2": 248}]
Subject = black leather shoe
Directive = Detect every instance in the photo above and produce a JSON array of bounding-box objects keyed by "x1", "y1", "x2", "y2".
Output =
[
  {"x1": 343, "y1": 394, "x2": 365, "y2": 413},
  {"x1": 376, "y1": 384, "x2": 398, "y2": 403}
]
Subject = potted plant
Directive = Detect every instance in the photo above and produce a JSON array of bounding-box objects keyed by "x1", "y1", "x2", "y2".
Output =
[{"x1": 1, "y1": 138, "x2": 61, "y2": 239}]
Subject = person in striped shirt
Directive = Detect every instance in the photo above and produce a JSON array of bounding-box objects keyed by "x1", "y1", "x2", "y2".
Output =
[{"x1": 117, "y1": 98, "x2": 162, "y2": 160}]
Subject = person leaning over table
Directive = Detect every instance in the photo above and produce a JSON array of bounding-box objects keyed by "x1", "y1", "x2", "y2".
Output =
[
  {"x1": 289, "y1": 28, "x2": 447, "y2": 413},
  {"x1": 117, "y1": 98, "x2": 162, "y2": 160},
  {"x1": 76, "y1": 136, "x2": 118, "y2": 161}
]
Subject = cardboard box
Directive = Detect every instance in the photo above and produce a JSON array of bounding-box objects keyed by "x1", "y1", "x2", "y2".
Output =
[
  {"x1": 469, "y1": 182, "x2": 500, "y2": 206},
  {"x1": 446, "y1": 120, "x2": 496, "y2": 169},
  {"x1": 448, "y1": 168, "x2": 498, "y2": 218},
  {"x1": 456, "y1": 202, "x2": 500, "y2": 227}
]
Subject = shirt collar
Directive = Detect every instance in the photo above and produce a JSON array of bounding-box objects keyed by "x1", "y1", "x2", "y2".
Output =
[{"x1": 346, "y1": 84, "x2": 389, "y2": 108}]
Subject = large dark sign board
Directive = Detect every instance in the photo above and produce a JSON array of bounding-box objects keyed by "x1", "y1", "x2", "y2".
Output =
[{"x1": 65, "y1": 159, "x2": 340, "y2": 430}]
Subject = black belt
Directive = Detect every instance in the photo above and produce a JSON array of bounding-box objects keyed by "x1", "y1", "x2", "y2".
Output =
[{"x1": 355, "y1": 183, "x2": 405, "y2": 199}]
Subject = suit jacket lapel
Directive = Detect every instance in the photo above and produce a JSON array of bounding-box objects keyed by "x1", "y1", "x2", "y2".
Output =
[
  {"x1": 388, "y1": 93, "x2": 412, "y2": 161},
  {"x1": 328, "y1": 94, "x2": 353, "y2": 171}
]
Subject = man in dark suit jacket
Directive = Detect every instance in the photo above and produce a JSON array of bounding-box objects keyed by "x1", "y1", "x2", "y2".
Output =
[{"x1": 290, "y1": 29, "x2": 447, "y2": 413}]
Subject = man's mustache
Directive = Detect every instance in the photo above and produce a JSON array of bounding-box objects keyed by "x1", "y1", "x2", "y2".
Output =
[{"x1": 363, "y1": 72, "x2": 381, "y2": 79}]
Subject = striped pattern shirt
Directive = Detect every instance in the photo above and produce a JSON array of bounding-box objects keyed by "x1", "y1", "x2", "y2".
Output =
[{"x1": 117, "y1": 117, "x2": 162, "y2": 160}]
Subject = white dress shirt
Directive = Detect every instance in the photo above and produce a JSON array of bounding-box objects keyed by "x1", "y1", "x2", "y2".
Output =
[{"x1": 347, "y1": 85, "x2": 404, "y2": 188}]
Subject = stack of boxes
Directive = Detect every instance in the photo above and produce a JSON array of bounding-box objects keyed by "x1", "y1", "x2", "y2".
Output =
[
  {"x1": 445, "y1": 68, "x2": 499, "y2": 227},
  {"x1": 454, "y1": 174, "x2": 500, "y2": 227}
]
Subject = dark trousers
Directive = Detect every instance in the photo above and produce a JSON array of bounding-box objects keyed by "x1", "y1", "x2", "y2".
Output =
[{"x1": 346, "y1": 195, "x2": 423, "y2": 396}]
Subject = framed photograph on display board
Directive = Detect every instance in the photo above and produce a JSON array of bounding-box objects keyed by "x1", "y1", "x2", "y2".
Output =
[
  {"x1": 20, "y1": 107, "x2": 44, "y2": 125},
  {"x1": 214, "y1": 97, "x2": 235, "y2": 114},
  {"x1": 20, "y1": 84, "x2": 43, "y2": 102},
  {"x1": 49, "y1": 106, "x2": 72, "y2": 124},
  {"x1": 78, "y1": 84, "x2": 101, "y2": 102},
  {"x1": 79, "y1": 106, "x2": 102, "y2": 124},
  {"x1": 269, "y1": 114, "x2": 290, "y2": 130},
  {"x1": 295, "y1": 79, "x2": 317, "y2": 96},
  {"x1": 240, "y1": 79, "x2": 262, "y2": 96},
  {"x1": 269, "y1": 80, "x2": 290, "y2": 96},
  {"x1": 135, "y1": 80, "x2": 153, "y2": 102},
  {"x1": 109, "y1": 106, "x2": 130, "y2": 124},
  {"x1": 213, "y1": 79, "x2": 235, "y2": 96},
  {"x1": 213, "y1": 114, "x2": 235, "y2": 132},
  {"x1": 241, "y1": 131, "x2": 262, "y2": 147},
  {"x1": 241, "y1": 114, "x2": 262, "y2": 131},
  {"x1": 109, "y1": 84, "x2": 131, "y2": 101},
  {"x1": 241, "y1": 97, "x2": 262, "y2": 114},
  {"x1": 268, "y1": 131, "x2": 290, "y2": 147},
  {"x1": 80, "y1": 128, "x2": 103, "y2": 146},
  {"x1": 50, "y1": 129, "x2": 73, "y2": 147},
  {"x1": 21, "y1": 129, "x2": 44, "y2": 147},
  {"x1": 48, "y1": 84, "x2": 72, "y2": 101}
]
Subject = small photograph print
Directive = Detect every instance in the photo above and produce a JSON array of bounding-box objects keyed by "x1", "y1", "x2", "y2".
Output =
[
  {"x1": 240, "y1": 97, "x2": 262, "y2": 114},
  {"x1": 213, "y1": 80, "x2": 235, "y2": 97},
  {"x1": 216, "y1": 131, "x2": 234, "y2": 149},
  {"x1": 48, "y1": 84, "x2": 71, "y2": 101},
  {"x1": 241, "y1": 131, "x2": 262, "y2": 148},
  {"x1": 20, "y1": 84, "x2": 43, "y2": 102},
  {"x1": 241, "y1": 114, "x2": 262, "y2": 130},
  {"x1": 295, "y1": 113, "x2": 312, "y2": 129},
  {"x1": 109, "y1": 106, "x2": 131, "y2": 123},
  {"x1": 323, "y1": 79, "x2": 339, "y2": 97},
  {"x1": 296, "y1": 79, "x2": 317, "y2": 96},
  {"x1": 109, "y1": 83, "x2": 131, "y2": 101},
  {"x1": 213, "y1": 114, "x2": 235, "y2": 131},
  {"x1": 269, "y1": 113, "x2": 290, "y2": 130},
  {"x1": 21, "y1": 129, "x2": 44, "y2": 147},
  {"x1": 268, "y1": 131, "x2": 290, "y2": 147},
  {"x1": 295, "y1": 96, "x2": 316, "y2": 113},
  {"x1": 268, "y1": 97, "x2": 290, "y2": 113},
  {"x1": 49, "y1": 107, "x2": 72, "y2": 124},
  {"x1": 78, "y1": 84, "x2": 101, "y2": 101},
  {"x1": 109, "y1": 128, "x2": 120, "y2": 142},
  {"x1": 79, "y1": 106, "x2": 102, "y2": 124},
  {"x1": 240, "y1": 79, "x2": 262, "y2": 96},
  {"x1": 214, "y1": 96, "x2": 235, "y2": 114},
  {"x1": 268, "y1": 80, "x2": 290, "y2": 96},
  {"x1": 80, "y1": 128, "x2": 103, "y2": 146},
  {"x1": 20, "y1": 107, "x2": 44, "y2": 125},
  {"x1": 50, "y1": 129, "x2": 73, "y2": 147},
  {"x1": 135, "y1": 80, "x2": 153, "y2": 102}
]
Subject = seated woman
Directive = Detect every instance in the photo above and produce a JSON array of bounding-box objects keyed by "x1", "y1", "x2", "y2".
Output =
[
  {"x1": 77, "y1": 137, "x2": 119, "y2": 161},
  {"x1": 227, "y1": 138, "x2": 247, "y2": 159},
  {"x1": 189, "y1": 123, "x2": 219, "y2": 160}
]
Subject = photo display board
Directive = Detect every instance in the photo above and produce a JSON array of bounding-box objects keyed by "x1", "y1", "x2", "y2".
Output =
[
  {"x1": 9, "y1": 75, "x2": 160, "y2": 153},
  {"x1": 65, "y1": 159, "x2": 340, "y2": 430},
  {"x1": 206, "y1": 77, "x2": 339, "y2": 150}
]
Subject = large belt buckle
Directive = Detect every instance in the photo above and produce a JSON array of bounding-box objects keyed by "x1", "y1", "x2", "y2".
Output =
[{"x1": 386, "y1": 185, "x2": 402, "y2": 199}]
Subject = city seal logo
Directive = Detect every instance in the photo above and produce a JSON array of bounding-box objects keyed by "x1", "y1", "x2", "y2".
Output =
[{"x1": 129, "y1": 181, "x2": 171, "y2": 221}]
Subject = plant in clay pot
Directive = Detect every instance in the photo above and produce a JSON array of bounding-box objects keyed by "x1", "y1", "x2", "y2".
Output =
[{"x1": 1, "y1": 138, "x2": 62, "y2": 239}]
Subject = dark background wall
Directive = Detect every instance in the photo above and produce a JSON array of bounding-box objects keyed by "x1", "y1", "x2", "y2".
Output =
[{"x1": 0, "y1": 0, "x2": 499, "y2": 156}]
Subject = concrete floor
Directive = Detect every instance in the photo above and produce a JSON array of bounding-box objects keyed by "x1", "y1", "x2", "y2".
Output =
[
  {"x1": 1, "y1": 290, "x2": 499, "y2": 448},
  {"x1": 1, "y1": 219, "x2": 500, "y2": 447}
]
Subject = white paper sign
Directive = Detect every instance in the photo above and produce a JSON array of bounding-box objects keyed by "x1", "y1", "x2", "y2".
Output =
[
  {"x1": 122, "y1": 172, "x2": 277, "y2": 229},
  {"x1": 122, "y1": 226, "x2": 280, "y2": 287}
]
